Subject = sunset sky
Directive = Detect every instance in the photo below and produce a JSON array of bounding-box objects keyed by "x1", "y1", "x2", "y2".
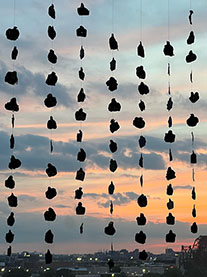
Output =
[{"x1": 0, "y1": 0, "x2": 207, "y2": 255}]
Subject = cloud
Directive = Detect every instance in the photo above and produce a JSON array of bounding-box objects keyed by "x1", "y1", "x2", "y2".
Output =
[
  {"x1": 174, "y1": 185, "x2": 192, "y2": 190},
  {"x1": 18, "y1": 195, "x2": 37, "y2": 202}
]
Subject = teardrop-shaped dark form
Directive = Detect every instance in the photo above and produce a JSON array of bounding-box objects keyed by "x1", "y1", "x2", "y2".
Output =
[
  {"x1": 106, "y1": 77, "x2": 118, "y2": 91},
  {"x1": 164, "y1": 130, "x2": 175, "y2": 143},
  {"x1": 48, "y1": 49, "x2": 57, "y2": 64},
  {"x1": 138, "y1": 82, "x2": 149, "y2": 95},
  {"x1": 109, "y1": 140, "x2": 117, "y2": 153},
  {"x1": 166, "y1": 213, "x2": 175, "y2": 225},
  {"x1": 75, "y1": 168, "x2": 85, "y2": 181},
  {"x1": 45, "y1": 230, "x2": 54, "y2": 244},
  {"x1": 5, "y1": 230, "x2": 14, "y2": 243},
  {"x1": 12, "y1": 114, "x2": 15, "y2": 128},
  {"x1": 108, "y1": 259, "x2": 114, "y2": 269},
  {"x1": 7, "y1": 212, "x2": 15, "y2": 226},
  {"x1": 44, "y1": 93, "x2": 57, "y2": 108},
  {"x1": 109, "y1": 159, "x2": 117, "y2": 172},
  {"x1": 77, "y1": 130, "x2": 83, "y2": 142},
  {"x1": 133, "y1": 117, "x2": 145, "y2": 129},
  {"x1": 140, "y1": 175, "x2": 143, "y2": 187},
  {"x1": 77, "y1": 3, "x2": 90, "y2": 16},
  {"x1": 169, "y1": 149, "x2": 173, "y2": 161},
  {"x1": 44, "y1": 207, "x2": 56, "y2": 221},
  {"x1": 10, "y1": 134, "x2": 15, "y2": 149},
  {"x1": 191, "y1": 151, "x2": 197, "y2": 164},
  {"x1": 6, "y1": 26, "x2": 20, "y2": 41},
  {"x1": 45, "y1": 187, "x2": 57, "y2": 200},
  {"x1": 77, "y1": 88, "x2": 86, "y2": 102},
  {"x1": 136, "y1": 213, "x2": 146, "y2": 226},
  {"x1": 167, "y1": 97, "x2": 173, "y2": 111},
  {"x1": 108, "y1": 98, "x2": 121, "y2": 112},
  {"x1": 166, "y1": 230, "x2": 176, "y2": 243},
  {"x1": 11, "y1": 46, "x2": 18, "y2": 60},
  {"x1": 189, "y1": 92, "x2": 199, "y2": 103},
  {"x1": 110, "y1": 58, "x2": 116, "y2": 71},
  {"x1": 77, "y1": 148, "x2": 86, "y2": 162},
  {"x1": 5, "y1": 97, "x2": 19, "y2": 112},
  {"x1": 75, "y1": 108, "x2": 87, "y2": 121},
  {"x1": 80, "y1": 45, "x2": 85, "y2": 59},
  {"x1": 136, "y1": 66, "x2": 146, "y2": 79},
  {"x1": 47, "y1": 116, "x2": 57, "y2": 129},
  {"x1": 139, "y1": 250, "x2": 148, "y2": 260},
  {"x1": 104, "y1": 221, "x2": 116, "y2": 236},
  {"x1": 139, "y1": 154, "x2": 143, "y2": 168},
  {"x1": 75, "y1": 187, "x2": 83, "y2": 199},
  {"x1": 186, "y1": 50, "x2": 197, "y2": 63},
  {"x1": 7, "y1": 246, "x2": 12, "y2": 257},
  {"x1": 5, "y1": 71, "x2": 18, "y2": 85},
  {"x1": 189, "y1": 10, "x2": 193, "y2": 25},
  {"x1": 139, "y1": 136, "x2": 146, "y2": 148},
  {"x1": 167, "y1": 198, "x2": 174, "y2": 210},
  {"x1": 187, "y1": 31, "x2": 195, "y2": 45},
  {"x1": 163, "y1": 41, "x2": 174, "y2": 56},
  {"x1": 48, "y1": 26, "x2": 56, "y2": 40},
  {"x1": 108, "y1": 181, "x2": 115, "y2": 195},
  {"x1": 167, "y1": 184, "x2": 173, "y2": 196},
  {"x1": 48, "y1": 4, "x2": 55, "y2": 19},
  {"x1": 186, "y1": 114, "x2": 199, "y2": 127},
  {"x1": 5, "y1": 175, "x2": 15, "y2": 189},
  {"x1": 8, "y1": 155, "x2": 21, "y2": 170},
  {"x1": 166, "y1": 167, "x2": 176, "y2": 180},
  {"x1": 8, "y1": 193, "x2": 18, "y2": 207},
  {"x1": 192, "y1": 205, "x2": 196, "y2": 218},
  {"x1": 138, "y1": 100, "x2": 145, "y2": 112},
  {"x1": 168, "y1": 116, "x2": 172, "y2": 128},
  {"x1": 45, "y1": 72, "x2": 58, "y2": 86},
  {"x1": 191, "y1": 222, "x2": 198, "y2": 234},
  {"x1": 76, "y1": 26, "x2": 87, "y2": 37},
  {"x1": 46, "y1": 163, "x2": 57, "y2": 177},
  {"x1": 109, "y1": 33, "x2": 118, "y2": 50},
  {"x1": 137, "y1": 41, "x2": 145, "y2": 58},
  {"x1": 79, "y1": 67, "x2": 85, "y2": 80},
  {"x1": 109, "y1": 119, "x2": 120, "y2": 133},
  {"x1": 137, "y1": 194, "x2": 147, "y2": 207},
  {"x1": 135, "y1": 231, "x2": 146, "y2": 244},
  {"x1": 110, "y1": 201, "x2": 113, "y2": 214},
  {"x1": 76, "y1": 202, "x2": 86, "y2": 215},
  {"x1": 80, "y1": 223, "x2": 83, "y2": 234},
  {"x1": 192, "y1": 187, "x2": 196, "y2": 200},
  {"x1": 45, "y1": 250, "x2": 52, "y2": 264}
]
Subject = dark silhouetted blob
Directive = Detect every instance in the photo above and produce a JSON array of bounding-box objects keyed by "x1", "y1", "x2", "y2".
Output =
[
  {"x1": 79, "y1": 67, "x2": 85, "y2": 80},
  {"x1": 191, "y1": 222, "x2": 198, "y2": 234},
  {"x1": 50, "y1": 140, "x2": 53, "y2": 153},
  {"x1": 190, "y1": 71, "x2": 193, "y2": 83},
  {"x1": 135, "y1": 231, "x2": 146, "y2": 244},
  {"x1": 109, "y1": 140, "x2": 117, "y2": 153},
  {"x1": 110, "y1": 57, "x2": 116, "y2": 71},
  {"x1": 186, "y1": 50, "x2": 197, "y2": 63},
  {"x1": 76, "y1": 26, "x2": 87, "y2": 37},
  {"x1": 189, "y1": 92, "x2": 199, "y2": 103},
  {"x1": 110, "y1": 159, "x2": 117, "y2": 172},
  {"x1": 190, "y1": 151, "x2": 197, "y2": 164},
  {"x1": 45, "y1": 187, "x2": 57, "y2": 200},
  {"x1": 166, "y1": 167, "x2": 176, "y2": 180},
  {"x1": 139, "y1": 136, "x2": 146, "y2": 148},
  {"x1": 167, "y1": 198, "x2": 174, "y2": 210},
  {"x1": 140, "y1": 175, "x2": 143, "y2": 187},
  {"x1": 169, "y1": 149, "x2": 173, "y2": 161},
  {"x1": 76, "y1": 202, "x2": 86, "y2": 215},
  {"x1": 189, "y1": 10, "x2": 194, "y2": 25},
  {"x1": 48, "y1": 4, "x2": 56, "y2": 19},
  {"x1": 110, "y1": 201, "x2": 113, "y2": 215},
  {"x1": 136, "y1": 66, "x2": 146, "y2": 79},
  {"x1": 48, "y1": 26, "x2": 56, "y2": 40},
  {"x1": 12, "y1": 114, "x2": 15, "y2": 128},
  {"x1": 44, "y1": 207, "x2": 56, "y2": 221},
  {"x1": 167, "y1": 97, "x2": 173, "y2": 111},
  {"x1": 45, "y1": 250, "x2": 52, "y2": 264},
  {"x1": 163, "y1": 41, "x2": 174, "y2": 56},
  {"x1": 75, "y1": 187, "x2": 83, "y2": 199},
  {"x1": 44, "y1": 93, "x2": 57, "y2": 108},
  {"x1": 168, "y1": 63, "x2": 171, "y2": 76},
  {"x1": 137, "y1": 41, "x2": 145, "y2": 58},
  {"x1": 5, "y1": 175, "x2": 15, "y2": 189},
  {"x1": 7, "y1": 246, "x2": 12, "y2": 257},
  {"x1": 77, "y1": 3, "x2": 90, "y2": 16},
  {"x1": 75, "y1": 108, "x2": 87, "y2": 121},
  {"x1": 186, "y1": 114, "x2": 199, "y2": 127},
  {"x1": 45, "y1": 230, "x2": 54, "y2": 244},
  {"x1": 164, "y1": 130, "x2": 175, "y2": 143},
  {"x1": 77, "y1": 130, "x2": 83, "y2": 142},
  {"x1": 168, "y1": 116, "x2": 172, "y2": 128},
  {"x1": 136, "y1": 213, "x2": 146, "y2": 226},
  {"x1": 166, "y1": 213, "x2": 175, "y2": 225},
  {"x1": 138, "y1": 82, "x2": 149, "y2": 95},
  {"x1": 7, "y1": 212, "x2": 15, "y2": 226},
  {"x1": 11, "y1": 46, "x2": 18, "y2": 60},
  {"x1": 139, "y1": 154, "x2": 143, "y2": 168},
  {"x1": 10, "y1": 134, "x2": 14, "y2": 149},
  {"x1": 192, "y1": 205, "x2": 196, "y2": 218},
  {"x1": 108, "y1": 259, "x2": 114, "y2": 270},
  {"x1": 80, "y1": 45, "x2": 85, "y2": 59},
  {"x1": 5, "y1": 71, "x2": 18, "y2": 85},
  {"x1": 109, "y1": 119, "x2": 120, "y2": 133},
  {"x1": 138, "y1": 100, "x2": 145, "y2": 112},
  {"x1": 5, "y1": 230, "x2": 14, "y2": 243},
  {"x1": 166, "y1": 230, "x2": 176, "y2": 243},
  {"x1": 8, "y1": 155, "x2": 21, "y2": 170},
  {"x1": 5, "y1": 97, "x2": 19, "y2": 112},
  {"x1": 47, "y1": 116, "x2": 57, "y2": 129},
  {"x1": 108, "y1": 181, "x2": 115, "y2": 195},
  {"x1": 77, "y1": 88, "x2": 86, "y2": 102},
  {"x1": 109, "y1": 33, "x2": 118, "y2": 50},
  {"x1": 76, "y1": 168, "x2": 85, "y2": 181},
  {"x1": 80, "y1": 223, "x2": 84, "y2": 234},
  {"x1": 104, "y1": 221, "x2": 116, "y2": 236},
  {"x1": 77, "y1": 148, "x2": 86, "y2": 162},
  {"x1": 6, "y1": 26, "x2": 20, "y2": 40},
  {"x1": 108, "y1": 98, "x2": 121, "y2": 112},
  {"x1": 137, "y1": 194, "x2": 148, "y2": 207},
  {"x1": 133, "y1": 117, "x2": 145, "y2": 129},
  {"x1": 8, "y1": 193, "x2": 18, "y2": 207},
  {"x1": 46, "y1": 163, "x2": 57, "y2": 177},
  {"x1": 167, "y1": 184, "x2": 173, "y2": 196},
  {"x1": 187, "y1": 31, "x2": 195, "y2": 45},
  {"x1": 139, "y1": 250, "x2": 148, "y2": 260},
  {"x1": 106, "y1": 77, "x2": 118, "y2": 91},
  {"x1": 192, "y1": 187, "x2": 196, "y2": 200},
  {"x1": 48, "y1": 49, "x2": 57, "y2": 64},
  {"x1": 45, "y1": 72, "x2": 58, "y2": 86}
]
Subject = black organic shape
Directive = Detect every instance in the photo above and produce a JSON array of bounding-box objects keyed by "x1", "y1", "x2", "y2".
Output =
[
  {"x1": 10, "y1": 134, "x2": 14, "y2": 149},
  {"x1": 11, "y1": 46, "x2": 18, "y2": 60},
  {"x1": 48, "y1": 4, "x2": 56, "y2": 19},
  {"x1": 189, "y1": 92, "x2": 199, "y2": 103},
  {"x1": 48, "y1": 26, "x2": 56, "y2": 40},
  {"x1": 76, "y1": 26, "x2": 87, "y2": 37},
  {"x1": 140, "y1": 175, "x2": 143, "y2": 187},
  {"x1": 108, "y1": 98, "x2": 121, "y2": 112},
  {"x1": 110, "y1": 57, "x2": 116, "y2": 71},
  {"x1": 166, "y1": 230, "x2": 176, "y2": 243},
  {"x1": 133, "y1": 117, "x2": 145, "y2": 129},
  {"x1": 77, "y1": 88, "x2": 86, "y2": 102},
  {"x1": 76, "y1": 168, "x2": 85, "y2": 181},
  {"x1": 136, "y1": 213, "x2": 146, "y2": 226},
  {"x1": 77, "y1": 130, "x2": 83, "y2": 142},
  {"x1": 44, "y1": 208, "x2": 56, "y2": 221},
  {"x1": 79, "y1": 67, "x2": 85, "y2": 80},
  {"x1": 5, "y1": 230, "x2": 14, "y2": 243},
  {"x1": 186, "y1": 114, "x2": 199, "y2": 127},
  {"x1": 45, "y1": 250, "x2": 52, "y2": 264},
  {"x1": 5, "y1": 71, "x2": 18, "y2": 85},
  {"x1": 164, "y1": 130, "x2": 175, "y2": 143},
  {"x1": 47, "y1": 116, "x2": 57, "y2": 129},
  {"x1": 138, "y1": 82, "x2": 149, "y2": 95},
  {"x1": 7, "y1": 212, "x2": 15, "y2": 226},
  {"x1": 136, "y1": 66, "x2": 146, "y2": 79},
  {"x1": 108, "y1": 181, "x2": 115, "y2": 195},
  {"x1": 169, "y1": 149, "x2": 173, "y2": 161},
  {"x1": 45, "y1": 72, "x2": 58, "y2": 86},
  {"x1": 137, "y1": 194, "x2": 147, "y2": 207},
  {"x1": 76, "y1": 202, "x2": 86, "y2": 215},
  {"x1": 139, "y1": 136, "x2": 146, "y2": 148},
  {"x1": 6, "y1": 26, "x2": 20, "y2": 40},
  {"x1": 166, "y1": 167, "x2": 176, "y2": 180},
  {"x1": 167, "y1": 97, "x2": 173, "y2": 111},
  {"x1": 192, "y1": 205, "x2": 196, "y2": 218},
  {"x1": 167, "y1": 198, "x2": 174, "y2": 210},
  {"x1": 190, "y1": 151, "x2": 197, "y2": 164},
  {"x1": 75, "y1": 108, "x2": 87, "y2": 121},
  {"x1": 12, "y1": 114, "x2": 15, "y2": 128},
  {"x1": 77, "y1": 148, "x2": 86, "y2": 162},
  {"x1": 48, "y1": 49, "x2": 57, "y2": 64},
  {"x1": 75, "y1": 187, "x2": 83, "y2": 199},
  {"x1": 187, "y1": 31, "x2": 195, "y2": 45},
  {"x1": 77, "y1": 3, "x2": 90, "y2": 16},
  {"x1": 109, "y1": 119, "x2": 120, "y2": 133},
  {"x1": 8, "y1": 193, "x2": 18, "y2": 207},
  {"x1": 45, "y1": 187, "x2": 57, "y2": 200},
  {"x1": 189, "y1": 10, "x2": 194, "y2": 25},
  {"x1": 167, "y1": 184, "x2": 173, "y2": 195},
  {"x1": 109, "y1": 159, "x2": 117, "y2": 172},
  {"x1": 106, "y1": 77, "x2": 118, "y2": 91},
  {"x1": 5, "y1": 175, "x2": 15, "y2": 189},
  {"x1": 109, "y1": 140, "x2": 117, "y2": 153},
  {"x1": 137, "y1": 41, "x2": 145, "y2": 58},
  {"x1": 80, "y1": 223, "x2": 84, "y2": 234},
  {"x1": 139, "y1": 154, "x2": 143, "y2": 168},
  {"x1": 138, "y1": 100, "x2": 145, "y2": 112},
  {"x1": 186, "y1": 50, "x2": 197, "y2": 63},
  {"x1": 191, "y1": 222, "x2": 198, "y2": 234},
  {"x1": 192, "y1": 187, "x2": 196, "y2": 200},
  {"x1": 45, "y1": 230, "x2": 54, "y2": 244},
  {"x1": 104, "y1": 222, "x2": 116, "y2": 236},
  {"x1": 109, "y1": 33, "x2": 118, "y2": 50},
  {"x1": 163, "y1": 41, "x2": 174, "y2": 56},
  {"x1": 7, "y1": 246, "x2": 12, "y2": 257},
  {"x1": 80, "y1": 45, "x2": 85, "y2": 59},
  {"x1": 168, "y1": 116, "x2": 172, "y2": 128},
  {"x1": 110, "y1": 201, "x2": 113, "y2": 214},
  {"x1": 8, "y1": 155, "x2": 21, "y2": 170},
  {"x1": 5, "y1": 97, "x2": 19, "y2": 112},
  {"x1": 166, "y1": 213, "x2": 175, "y2": 225},
  {"x1": 139, "y1": 250, "x2": 148, "y2": 260},
  {"x1": 108, "y1": 259, "x2": 114, "y2": 270},
  {"x1": 135, "y1": 231, "x2": 146, "y2": 244},
  {"x1": 46, "y1": 163, "x2": 57, "y2": 177},
  {"x1": 44, "y1": 94, "x2": 57, "y2": 108}
]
